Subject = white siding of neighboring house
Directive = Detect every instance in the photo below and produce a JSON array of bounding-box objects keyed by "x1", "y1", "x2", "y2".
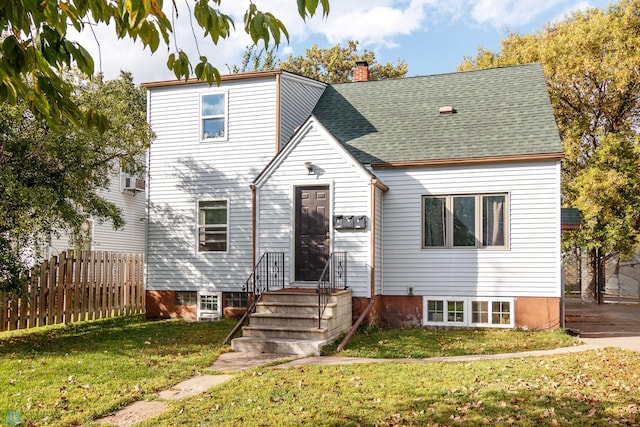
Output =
[
  {"x1": 279, "y1": 73, "x2": 326, "y2": 149},
  {"x1": 47, "y1": 172, "x2": 146, "y2": 255},
  {"x1": 255, "y1": 121, "x2": 373, "y2": 297},
  {"x1": 376, "y1": 160, "x2": 561, "y2": 298},
  {"x1": 146, "y1": 74, "x2": 327, "y2": 293}
]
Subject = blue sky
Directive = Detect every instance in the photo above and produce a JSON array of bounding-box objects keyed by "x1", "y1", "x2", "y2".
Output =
[{"x1": 73, "y1": 0, "x2": 612, "y2": 83}]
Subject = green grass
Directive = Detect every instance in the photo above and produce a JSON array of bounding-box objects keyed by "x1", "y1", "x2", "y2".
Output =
[
  {"x1": 0, "y1": 317, "x2": 592, "y2": 426},
  {"x1": 142, "y1": 348, "x2": 640, "y2": 426},
  {"x1": 0, "y1": 315, "x2": 234, "y2": 426},
  {"x1": 322, "y1": 327, "x2": 580, "y2": 358}
]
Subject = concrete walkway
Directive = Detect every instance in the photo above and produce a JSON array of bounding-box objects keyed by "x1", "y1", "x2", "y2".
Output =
[
  {"x1": 96, "y1": 344, "x2": 607, "y2": 426},
  {"x1": 565, "y1": 297, "x2": 640, "y2": 351},
  {"x1": 96, "y1": 300, "x2": 640, "y2": 426}
]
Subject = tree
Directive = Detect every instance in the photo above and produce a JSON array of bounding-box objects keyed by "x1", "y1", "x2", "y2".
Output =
[
  {"x1": 226, "y1": 45, "x2": 278, "y2": 74},
  {"x1": 458, "y1": 0, "x2": 640, "y2": 302},
  {"x1": 0, "y1": 0, "x2": 330, "y2": 129},
  {"x1": 0, "y1": 71, "x2": 153, "y2": 293},
  {"x1": 278, "y1": 40, "x2": 408, "y2": 82}
]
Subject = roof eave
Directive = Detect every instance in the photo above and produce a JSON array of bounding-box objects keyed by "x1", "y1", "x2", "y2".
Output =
[
  {"x1": 141, "y1": 69, "x2": 283, "y2": 88},
  {"x1": 370, "y1": 152, "x2": 564, "y2": 169}
]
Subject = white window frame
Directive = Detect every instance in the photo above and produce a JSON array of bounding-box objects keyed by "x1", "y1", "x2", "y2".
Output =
[
  {"x1": 197, "y1": 292, "x2": 222, "y2": 320},
  {"x1": 200, "y1": 91, "x2": 228, "y2": 142},
  {"x1": 423, "y1": 297, "x2": 515, "y2": 328},
  {"x1": 197, "y1": 199, "x2": 229, "y2": 253},
  {"x1": 422, "y1": 193, "x2": 509, "y2": 249}
]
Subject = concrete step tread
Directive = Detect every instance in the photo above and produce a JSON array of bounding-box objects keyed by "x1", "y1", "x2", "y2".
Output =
[
  {"x1": 250, "y1": 312, "x2": 333, "y2": 320},
  {"x1": 231, "y1": 337, "x2": 333, "y2": 356},
  {"x1": 257, "y1": 301, "x2": 337, "y2": 307},
  {"x1": 243, "y1": 325, "x2": 328, "y2": 333}
]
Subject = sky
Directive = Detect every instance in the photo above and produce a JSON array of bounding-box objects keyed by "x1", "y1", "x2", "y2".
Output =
[{"x1": 70, "y1": 0, "x2": 613, "y2": 84}]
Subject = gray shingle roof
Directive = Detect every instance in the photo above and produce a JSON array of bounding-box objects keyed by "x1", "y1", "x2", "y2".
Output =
[{"x1": 312, "y1": 63, "x2": 563, "y2": 164}]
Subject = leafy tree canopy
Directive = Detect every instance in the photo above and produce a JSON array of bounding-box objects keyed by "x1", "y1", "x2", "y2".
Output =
[
  {"x1": 458, "y1": 0, "x2": 640, "y2": 301},
  {"x1": 458, "y1": 0, "x2": 640, "y2": 261},
  {"x1": 0, "y1": 0, "x2": 330, "y2": 130},
  {"x1": 0, "y1": 71, "x2": 153, "y2": 292},
  {"x1": 278, "y1": 40, "x2": 408, "y2": 82}
]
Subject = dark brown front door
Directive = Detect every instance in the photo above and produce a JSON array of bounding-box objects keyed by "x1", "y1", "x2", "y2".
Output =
[{"x1": 295, "y1": 186, "x2": 330, "y2": 281}]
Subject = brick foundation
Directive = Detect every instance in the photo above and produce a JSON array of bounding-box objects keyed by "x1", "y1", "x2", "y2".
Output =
[
  {"x1": 145, "y1": 291, "x2": 197, "y2": 320},
  {"x1": 515, "y1": 297, "x2": 560, "y2": 330}
]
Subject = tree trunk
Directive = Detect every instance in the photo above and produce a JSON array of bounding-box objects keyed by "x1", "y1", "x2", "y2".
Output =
[{"x1": 591, "y1": 248, "x2": 606, "y2": 304}]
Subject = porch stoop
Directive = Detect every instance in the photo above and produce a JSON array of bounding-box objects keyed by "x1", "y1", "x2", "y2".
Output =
[{"x1": 231, "y1": 289, "x2": 352, "y2": 356}]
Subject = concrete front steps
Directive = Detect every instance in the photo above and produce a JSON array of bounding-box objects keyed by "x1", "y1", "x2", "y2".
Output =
[{"x1": 231, "y1": 289, "x2": 352, "y2": 356}]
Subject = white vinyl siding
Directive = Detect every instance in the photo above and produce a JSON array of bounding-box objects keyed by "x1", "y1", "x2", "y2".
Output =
[
  {"x1": 146, "y1": 73, "x2": 327, "y2": 294},
  {"x1": 255, "y1": 122, "x2": 373, "y2": 297},
  {"x1": 279, "y1": 74, "x2": 326, "y2": 149},
  {"x1": 146, "y1": 77, "x2": 278, "y2": 292},
  {"x1": 47, "y1": 170, "x2": 146, "y2": 255},
  {"x1": 377, "y1": 161, "x2": 561, "y2": 298}
]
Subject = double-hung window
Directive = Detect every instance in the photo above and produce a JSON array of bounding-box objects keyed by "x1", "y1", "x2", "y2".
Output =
[
  {"x1": 201, "y1": 93, "x2": 227, "y2": 140},
  {"x1": 198, "y1": 200, "x2": 228, "y2": 252},
  {"x1": 423, "y1": 193, "x2": 508, "y2": 249}
]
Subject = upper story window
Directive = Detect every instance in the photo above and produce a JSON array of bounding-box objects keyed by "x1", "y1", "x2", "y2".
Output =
[
  {"x1": 201, "y1": 93, "x2": 227, "y2": 141},
  {"x1": 198, "y1": 200, "x2": 228, "y2": 252},
  {"x1": 423, "y1": 193, "x2": 508, "y2": 249}
]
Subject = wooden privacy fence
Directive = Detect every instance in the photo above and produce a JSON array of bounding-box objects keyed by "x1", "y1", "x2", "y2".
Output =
[{"x1": 0, "y1": 251, "x2": 145, "y2": 332}]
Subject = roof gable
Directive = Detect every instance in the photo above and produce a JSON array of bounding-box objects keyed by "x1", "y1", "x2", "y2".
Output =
[{"x1": 312, "y1": 63, "x2": 563, "y2": 164}]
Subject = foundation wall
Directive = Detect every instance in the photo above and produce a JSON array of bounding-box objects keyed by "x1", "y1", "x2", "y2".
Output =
[
  {"x1": 515, "y1": 297, "x2": 560, "y2": 330},
  {"x1": 377, "y1": 295, "x2": 424, "y2": 328},
  {"x1": 145, "y1": 291, "x2": 197, "y2": 321}
]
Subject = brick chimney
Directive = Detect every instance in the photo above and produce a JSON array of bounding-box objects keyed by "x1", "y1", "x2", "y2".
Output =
[{"x1": 353, "y1": 61, "x2": 370, "y2": 82}]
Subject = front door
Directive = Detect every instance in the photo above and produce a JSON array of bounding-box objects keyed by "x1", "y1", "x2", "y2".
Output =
[{"x1": 295, "y1": 186, "x2": 330, "y2": 281}]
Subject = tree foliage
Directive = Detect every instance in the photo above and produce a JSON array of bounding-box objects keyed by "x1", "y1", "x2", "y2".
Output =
[
  {"x1": 0, "y1": 0, "x2": 330, "y2": 129},
  {"x1": 278, "y1": 40, "x2": 408, "y2": 82},
  {"x1": 226, "y1": 45, "x2": 278, "y2": 74},
  {"x1": 458, "y1": 1, "x2": 640, "y2": 291},
  {"x1": 0, "y1": 71, "x2": 153, "y2": 292}
]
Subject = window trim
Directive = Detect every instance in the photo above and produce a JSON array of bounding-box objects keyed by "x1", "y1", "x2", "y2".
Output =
[
  {"x1": 422, "y1": 193, "x2": 509, "y2": 250},
  {"x1": 200, "y1": 91, "x2": 228, "y2": 142},
  {"x1": 197, "y1": 199, "x2": 229, "y2": 253},
  {"x1": 197, "y1": 292, "x2": 222, "y2": 320},
  {"x1": 423, "y1": 297, "x2": 515, "y2": 328}
]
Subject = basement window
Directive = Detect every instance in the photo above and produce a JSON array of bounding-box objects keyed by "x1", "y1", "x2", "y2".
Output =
[
  {"x1": 176, "y1": 291, "x2": 197, "y2": 306},
  {"x1": 424, "y1": 297, "x2": 514, "y2": 328},
  {"x1": 198, "y1": 292, "x2": 222, "y2": 321}
]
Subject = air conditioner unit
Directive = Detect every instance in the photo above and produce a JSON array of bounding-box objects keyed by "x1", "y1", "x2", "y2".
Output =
[{"x1": 123, "y1": 176, "x2": 145, "y2": 192}]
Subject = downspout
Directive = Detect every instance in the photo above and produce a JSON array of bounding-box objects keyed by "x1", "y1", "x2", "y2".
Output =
[
  {"x1": 250, "y1": 184, "x2": 257, "y2": 270},
  {"x1": 337, "y1": 299, "x2": 375, "y2": 352}
]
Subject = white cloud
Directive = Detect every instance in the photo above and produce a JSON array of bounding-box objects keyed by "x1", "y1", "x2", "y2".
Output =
[
  {"x1": 469, "y1": 0, "x2": 566, "y2": 29},
  {"x1": 67, "y1": 0, "x2": 602, "y2": 83}
]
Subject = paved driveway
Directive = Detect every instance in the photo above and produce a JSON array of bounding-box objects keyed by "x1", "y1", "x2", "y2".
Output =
[{"x1": 564, "y1": 297, "x2": 640, "y2": 351}]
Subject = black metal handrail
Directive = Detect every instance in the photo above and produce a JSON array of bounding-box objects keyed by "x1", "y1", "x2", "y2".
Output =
[
  {"x1": 317, "y1": 251, "x2": 347, "y2": 328},
  {"x1": 244, "y1": 252, "x2": 285, "y2": 297},
  {"x1": 223, "y1": 252, "x2": 285, "y2": 344}
]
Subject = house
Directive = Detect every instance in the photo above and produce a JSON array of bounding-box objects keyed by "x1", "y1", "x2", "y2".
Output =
[
  {"x1": 45, "y1": 170, "x2": 146, "y2": 256},
  {"x1": 143, "y1": 63, "x2": 563, "y2": 332}
]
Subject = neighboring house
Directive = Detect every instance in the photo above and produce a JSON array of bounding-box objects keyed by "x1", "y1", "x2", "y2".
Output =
[
  {"x1": 46, "y1": 171, "x2": 147, "y2": 256},
  {"x1": 143, "y1": 63, "x2": 564, "y2": 330}
]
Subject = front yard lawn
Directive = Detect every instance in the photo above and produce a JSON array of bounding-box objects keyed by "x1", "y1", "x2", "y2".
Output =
[
  {"x1": 323, "y1": 327, "x2": 579, "y2": 358},
  {"x1": 0, "y1": 315, "x2": 234, "y2": 426},
  {"x1": 0, "y1": 315, "x2": 612, "y2": 426},
  {"x1": 142, "y1": 348, "x2": 640, "y2": 426}
]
